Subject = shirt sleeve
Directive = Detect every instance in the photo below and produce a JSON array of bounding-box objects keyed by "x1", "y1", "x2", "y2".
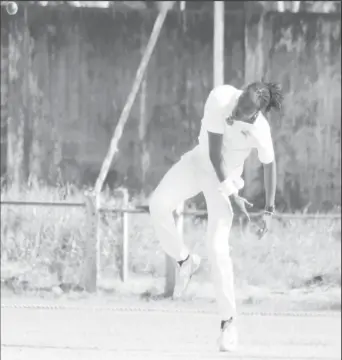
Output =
[
  {"x1": 255, "y1": 120, "x2": 275, "y2": 164},
  {"x1": 201, "y1": 90, "x2": 226, "y2": 134}
]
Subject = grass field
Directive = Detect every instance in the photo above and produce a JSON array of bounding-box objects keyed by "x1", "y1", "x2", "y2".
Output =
[{"x1": 1, "y1": 185, "x2": 341, "y2": 310}]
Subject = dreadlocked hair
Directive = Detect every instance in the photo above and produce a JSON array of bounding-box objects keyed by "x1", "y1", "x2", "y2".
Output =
[{"x1": 246, "y1": 81, "x2": 284, "y2": 114}]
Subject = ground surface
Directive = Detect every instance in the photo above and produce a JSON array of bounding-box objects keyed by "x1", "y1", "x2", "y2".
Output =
[{"x1": 1, "y1": 297, "x2": 341, "y2": 360}]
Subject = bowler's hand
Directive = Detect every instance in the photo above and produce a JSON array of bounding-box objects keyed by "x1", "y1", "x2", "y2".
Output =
[
  {"x1": 257, "y1": 211, "x2": 273, "y2": 239},
  {"x1": 230, "y1": 194, "x2": 253, "y2": 221}
]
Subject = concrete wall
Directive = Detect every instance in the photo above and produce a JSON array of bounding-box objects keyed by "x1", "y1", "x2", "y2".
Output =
[{"x1": 1, "y1": 4, "x2": 340, "y2": 211}]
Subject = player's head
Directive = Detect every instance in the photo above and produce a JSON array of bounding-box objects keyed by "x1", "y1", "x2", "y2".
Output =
[{"x1": 231, "y1": 81, "x2": 284, "y2": 124}]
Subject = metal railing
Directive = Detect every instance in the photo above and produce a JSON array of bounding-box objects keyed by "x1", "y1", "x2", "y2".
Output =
[{"x1": 1, "y1": 200, "x2": 341, "y2": 219}]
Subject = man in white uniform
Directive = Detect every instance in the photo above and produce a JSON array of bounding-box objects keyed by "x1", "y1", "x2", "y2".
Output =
[{"x1": 149, "y1": 81, "x2": 283, "y2": 352}]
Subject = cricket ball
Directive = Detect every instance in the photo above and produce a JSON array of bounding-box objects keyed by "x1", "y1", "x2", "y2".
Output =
[{"x1": 6, "y1": 1, "x2": 18, "y2": 15}]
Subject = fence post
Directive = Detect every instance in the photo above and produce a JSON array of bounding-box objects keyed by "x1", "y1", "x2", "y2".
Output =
[
  {"x1": 164, "y1": 202, "x2": 184, "y2": 297},
  {"x1": 120, "y1": 189, "x2": 129, "y2": 282},
  {"x1": 164, "y1": 254, "x2": 175, "y2": 297},
  {"x1": 83, "y1": 194, "x2": 98, "y2": 292}
]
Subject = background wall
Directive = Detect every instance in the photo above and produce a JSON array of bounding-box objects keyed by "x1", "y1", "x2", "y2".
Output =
[{"x1": 1, "y1": 3, "x2": 340, "y2": 211}]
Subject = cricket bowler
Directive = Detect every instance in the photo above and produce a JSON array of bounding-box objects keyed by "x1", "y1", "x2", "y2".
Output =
[{"x1": 149, "y1": 81, "x2": 284, "y2": 352}]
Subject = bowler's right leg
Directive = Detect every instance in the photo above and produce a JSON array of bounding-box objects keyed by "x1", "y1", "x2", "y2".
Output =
[{"x1": 149, "y1": 150, "x2": 201, "y2": 261}]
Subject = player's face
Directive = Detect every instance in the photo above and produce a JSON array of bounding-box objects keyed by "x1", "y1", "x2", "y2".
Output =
[{"x1": 231, "y1": 90, "x2": 259, "y2": 123}]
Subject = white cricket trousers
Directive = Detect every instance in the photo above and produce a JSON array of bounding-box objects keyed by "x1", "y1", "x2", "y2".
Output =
[{"x1": 149, "y1": 146, "x2": 237, "y2": 320}]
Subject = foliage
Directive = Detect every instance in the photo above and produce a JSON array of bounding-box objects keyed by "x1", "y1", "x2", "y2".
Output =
[{"x1": 1, "y1": 184, "x2": 341, "y2": 294}]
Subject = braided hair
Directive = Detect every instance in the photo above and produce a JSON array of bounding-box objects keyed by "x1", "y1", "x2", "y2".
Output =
[{"x1": 246, "y1": 81, "x2": 284, "y2": 114}]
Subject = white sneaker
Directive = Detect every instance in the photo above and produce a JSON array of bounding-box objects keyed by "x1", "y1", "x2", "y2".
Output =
[
  {"x1": 218, "y1": 319, "x2": 239, "y2": 352},
  {"x1": 173, "y1": 254, "x2": 201, "y2": 299}
]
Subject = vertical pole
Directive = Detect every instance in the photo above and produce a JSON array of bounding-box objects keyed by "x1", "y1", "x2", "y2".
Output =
[
  {"x1": 83, "y1": 195, "x2": 98, "y2": 292},
  {"x1": 213, "y1": 1, "x2": 225, "y2": 87},
  {"x1": 22, "y1": 6, "x2": 30, "y2": 182},
  {"x1": 164, "y1": 255, "x2": 176, "y2": 297},
  {"x1": 121, "y1": 189, "x2": 129, "y2": 282},
  {"x1": 95, "y1": 195, "x2": 101, "y2": 283}
]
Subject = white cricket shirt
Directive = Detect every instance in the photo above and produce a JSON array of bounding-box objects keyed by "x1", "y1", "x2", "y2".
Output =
[{"x1": 197, "y1": 85, "x2": 275, "y2": 189}]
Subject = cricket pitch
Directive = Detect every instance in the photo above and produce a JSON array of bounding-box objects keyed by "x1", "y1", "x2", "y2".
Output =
[{"x1": 1, "y1": 298, "x2": 341, "y2": 360}]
